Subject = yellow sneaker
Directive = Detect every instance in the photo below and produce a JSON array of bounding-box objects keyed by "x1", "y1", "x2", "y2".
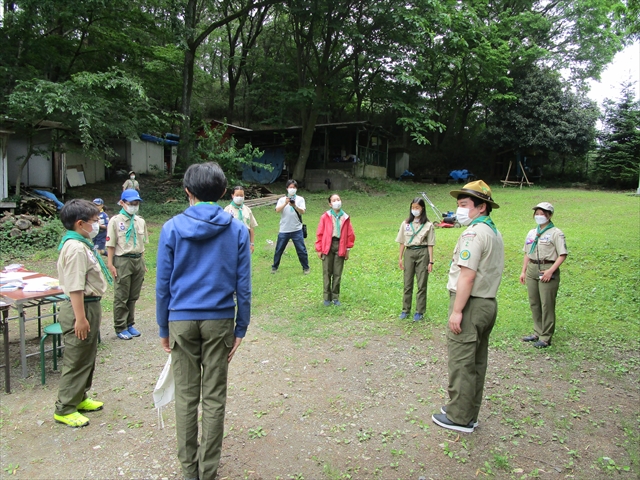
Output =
[
  {"x1": 54, "y1": 412, "x2": 90, "y2": 427},
  {"x1": 77, "y1": 398, "x2": 104, "y2": 412}
]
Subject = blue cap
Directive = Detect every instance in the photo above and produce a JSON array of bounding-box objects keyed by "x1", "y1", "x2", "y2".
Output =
[
  {"x1": 121, "y1": 189, "x2": 143, "y2": 202},
  {"x1": 93, "y1": 198, "x2": 104, "y2": 205}
]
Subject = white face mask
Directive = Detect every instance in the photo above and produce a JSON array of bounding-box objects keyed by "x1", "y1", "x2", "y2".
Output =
[
  {"x1": 287, "y1": 188, "x2": 297, "y2": 196},
  {"x1": 233, "y1": 196, "x2": 245, "y2": 206},
  {"x1": 84, "y1": 221, "x2": 100, "y2": 239},
  {"x1": 130, "y1": 175, "x2": 135, "y2": 180},
  {"x1": 124, "y1": 204, "x2": 139, "y2": 215},
  {"x1": 331, "y1": 201, "x2": 342, "y2": 210},
  {"x1": 411, "y1": 209, "x2": 421, "y2": 217},
  {"x1": 534, "y1": 215, "x2": 548, "y2": 225},
  {"x1": 456, "y1": 207, "x2": 472, "y2": 226}
]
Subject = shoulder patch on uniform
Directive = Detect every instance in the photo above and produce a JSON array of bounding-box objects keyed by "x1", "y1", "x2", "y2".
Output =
[{"x1": 460, "y1": 250, "x2": 471, "y2": 260}]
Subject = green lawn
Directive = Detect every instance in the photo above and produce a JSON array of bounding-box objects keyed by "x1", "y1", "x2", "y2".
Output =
[{"x1": 137, "y1": 181, "x2": 640, "y2": 369}]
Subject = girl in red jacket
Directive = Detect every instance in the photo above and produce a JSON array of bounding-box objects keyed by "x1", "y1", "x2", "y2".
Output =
[{"x1": 315, "y1": 194, "x2": 356, "y2": 306}]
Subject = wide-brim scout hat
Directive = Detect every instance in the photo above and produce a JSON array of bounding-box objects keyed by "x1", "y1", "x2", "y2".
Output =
[
  {"x1": 450, "y1": 180, "x2": 500, "y2": 209},
  {"x1": 121, "y1": 189, "x2": 143, "y2": 202},
  {"x1": 533, "y1": 202, "x2": 554, "y2": 213}
]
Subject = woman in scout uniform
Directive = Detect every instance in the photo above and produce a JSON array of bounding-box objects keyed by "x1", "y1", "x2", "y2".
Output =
[
  {"x1": 122, "y1": 171, "x2": 140, "y2": 192},
  {"x1": 224, "y1": 186, "x2": 258, "y2": 253},
  {"x1": 106, "y1": 189, "x2": 148, "y2": 340},
  {"x1": 55, "y1": 199, "x2": 112, "y2": 427},
  {"x1": 315, "y1": 193, "x2": 356, "y2": 306},
  {"x1": 519, "y1": 202, "x2": 567, "y2": 348},
  {"x1": 395, "y1": 197, "x2": 435, "y2": 321}
]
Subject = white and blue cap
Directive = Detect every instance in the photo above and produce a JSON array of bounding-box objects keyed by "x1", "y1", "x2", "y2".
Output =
[
  {"x1": 93, "y1": 198, "x2": 104, "y2": 205},
  {"x1": 121, "y1": 189, "x2": 143, "y2": 202}
]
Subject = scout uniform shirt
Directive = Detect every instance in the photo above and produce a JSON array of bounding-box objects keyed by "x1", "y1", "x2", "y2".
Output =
[
  {"x1": 224, "y1": 204, "x2": 258, "y2": 231},
  {"x1": 523, "y1": 226, "x2": 567, "y2": 262},
  {"x1": 395, "y1": 220, "x2": 436, "y2": 247},
  {"x1": 57, "y1": 240, "x2": 108, "y2": 297},
  {"x1": 122, "y1": 178, "x2": 140, "y2": 191},
  {"x1": 447, "y1": 222, "x2": 504, "y2": 298},
  {"x1": 106, "y1": 213, "x2": 149, "y2": 255}
]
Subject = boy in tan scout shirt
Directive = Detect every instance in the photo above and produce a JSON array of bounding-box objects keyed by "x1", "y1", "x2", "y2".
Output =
[
  {"x1": 55, "y1": 199, "x2": 112, "y2": 427},
  {"x1": 106, "y1": 189, "x2": 148, "y2": 340}
]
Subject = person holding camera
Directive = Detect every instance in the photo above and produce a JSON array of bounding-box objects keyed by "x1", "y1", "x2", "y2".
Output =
[
  {"x1": 519, "y1": 202, "x2": 567, "y2": 349},
  {"x1": 272, "y1": 179, "x2": 310, "y2": 274}
]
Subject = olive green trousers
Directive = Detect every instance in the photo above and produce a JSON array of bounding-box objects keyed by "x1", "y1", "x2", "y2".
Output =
[
  {"x1": 170, "y1": 319, "x2": 234, "y2": 480},
  {"x1": 55, "y1": 300, "x2": 102, "y2": 416},
  {"x1": 446, "y1": 294, "x2": 497, "y2": 426}
]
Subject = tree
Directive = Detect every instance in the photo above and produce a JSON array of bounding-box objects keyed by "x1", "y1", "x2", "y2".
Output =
[
  {"x1": 484, "y1": 66, "x2": 599, "y2": 174},
  {"x1": 192, "y1": 123, "x2": 267, "y2": 185},
  {"x1": 594, "y1": 82, "x2": 640, "y2": 187},
  {"x1": 6, "y1": 70, "x2": 162, "y2": 195}
]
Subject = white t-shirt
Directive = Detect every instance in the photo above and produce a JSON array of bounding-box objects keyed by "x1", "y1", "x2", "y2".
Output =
[{"x1": 276, "y1": 195, "x2": 306, "y2": 233}]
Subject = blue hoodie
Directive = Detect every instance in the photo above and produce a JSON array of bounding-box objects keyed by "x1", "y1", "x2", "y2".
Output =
[{"x1": 156, "y1": 203, "x2": 251, "y2": 339}]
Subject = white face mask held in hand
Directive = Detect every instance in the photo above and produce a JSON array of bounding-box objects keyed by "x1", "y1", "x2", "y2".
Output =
[{"x1": 456, "y1": 207, "x2": 472, "y2": 226}]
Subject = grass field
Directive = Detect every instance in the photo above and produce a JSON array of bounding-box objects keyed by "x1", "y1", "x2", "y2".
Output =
[{"x1": 2, "y1": 179, "x2": 638, "y2": 478}]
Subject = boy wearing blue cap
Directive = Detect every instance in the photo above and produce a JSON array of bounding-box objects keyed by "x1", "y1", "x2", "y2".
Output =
[
  {"x1": 92, "y1": 198, "x2": 109, "y2": 255},
  {"x1": 106, "y1": 189, "x2": 148, "y2": 340}
]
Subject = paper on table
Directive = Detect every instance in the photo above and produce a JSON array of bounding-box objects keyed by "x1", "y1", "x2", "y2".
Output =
[
  {"x1": 0, "y1": 271, "x2": 36, "y2": 282},
  {"x1": 22, "y1": 276, "x2": 59, "y2": 292}
]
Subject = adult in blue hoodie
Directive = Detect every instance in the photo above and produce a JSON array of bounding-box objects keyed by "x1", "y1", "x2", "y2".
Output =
[{"x1": 156, "y1": 162, "x2": 251, "y2": 480}]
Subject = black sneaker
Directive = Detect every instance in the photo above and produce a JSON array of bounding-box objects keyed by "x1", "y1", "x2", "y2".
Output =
[
  {"x1": 534, "y1": 340, "x2": 550, "y2": 348},
  {"x1": 522, "y1": 334, "x2": 539, "y2": 342},
  {"x1": 432, "y1": 413, "x2": 475, "y2": 433},
  {"x1": 441, "y1": 406, "x2": 478, "y2": 427}
]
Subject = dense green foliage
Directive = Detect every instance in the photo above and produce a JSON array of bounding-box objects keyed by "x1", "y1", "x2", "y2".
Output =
[
  {"x1": 0, "y1": 218, "x2": 64, "y2": 258},
  {"x1": 0, "y1": 0, "x2": 635, "y2": 184},
  {"x1": 593, "y1": 82, "x2": 640, "y2": 188}
]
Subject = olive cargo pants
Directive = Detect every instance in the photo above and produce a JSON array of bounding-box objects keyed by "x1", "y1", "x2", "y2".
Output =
[
  {"x1": 446, "y1": 294, "x2": 497, "y2": 426},
  {"x1": 55, "y1": 300, "x2": 102, "y2": 416},
  {"x1": 170, "y1": 319, "x2": 234, "y2": 480},
  {"x1": 402, "y1": 247, "x2": 430, "y2": 314},
  {"x1": 525, "y1": 262, "x2": 560, "y2": 343}
]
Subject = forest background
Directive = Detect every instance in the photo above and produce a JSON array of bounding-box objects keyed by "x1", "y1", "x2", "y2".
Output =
[{"x1": 1, "y1": 0, "x2": 640, "y2": 188}]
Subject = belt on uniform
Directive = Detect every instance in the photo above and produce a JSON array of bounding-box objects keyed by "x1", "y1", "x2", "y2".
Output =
[
  {"x1": 530, "y1": 260, "x2": 554, "y2": 264},
  {"x1": 119, "y1": 253, "x2": 142, "y2": 258},
  {"x1": 63, "y1": 296, "x2": 102, "y2": 303},
  {"x1": 407, "y1": 245, "x2": 427, "y2": 250}
]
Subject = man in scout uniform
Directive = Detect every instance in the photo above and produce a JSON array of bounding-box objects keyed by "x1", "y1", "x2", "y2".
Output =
[
  {"x1": 55, "y1": 199, "x2": 112, "y2": 427},
  {"x1": 106, "y1": 189, "x2": 148, "y2": 340},
  {"x1": 432, "y1": 180, "x2": 504, "y2": 433}
]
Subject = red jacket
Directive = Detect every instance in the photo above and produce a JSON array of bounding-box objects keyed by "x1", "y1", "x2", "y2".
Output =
[{"x1": 315, "y1": 211, "x2": 355, "y2": 257}]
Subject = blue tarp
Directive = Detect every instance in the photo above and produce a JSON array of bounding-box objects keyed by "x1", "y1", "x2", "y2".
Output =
[
  {"x1": 140, "y1": 133, "x2": 179, "y2": 146},
  {"x1": 449, "y1": 169, "x2": 471, "y2": 181},
  {"x1": 32, "y1": 189, "x2": 64, "y2": 211},
  {"x1": 242, "y1": 148, "x2": 284, "y2": 184}
]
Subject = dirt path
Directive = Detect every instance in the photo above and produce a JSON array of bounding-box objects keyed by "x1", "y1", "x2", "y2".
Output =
[{"x1": 1, "y1": 303, "x2": 637, "y2": 479}]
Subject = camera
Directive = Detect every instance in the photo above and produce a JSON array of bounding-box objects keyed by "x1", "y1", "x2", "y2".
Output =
[{"x1": 289, "y1": 197, "x2": 296, "y2": 204}]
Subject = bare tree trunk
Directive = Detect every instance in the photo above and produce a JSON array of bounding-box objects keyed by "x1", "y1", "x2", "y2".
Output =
[
  {"x1": 292, "y1": 85, "x2": 323, "y2": 181},
  {"x1": 14, "y1": 140, "x2": 34, "y2": 197}
]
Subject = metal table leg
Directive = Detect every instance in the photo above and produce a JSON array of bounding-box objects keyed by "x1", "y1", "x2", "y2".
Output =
[
  {"x1": 18, "y1": 305, "x2": 27, "y2": 378},
  {"x1": 1, "y1": 308, "x2": 10, "y2": 393}
]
